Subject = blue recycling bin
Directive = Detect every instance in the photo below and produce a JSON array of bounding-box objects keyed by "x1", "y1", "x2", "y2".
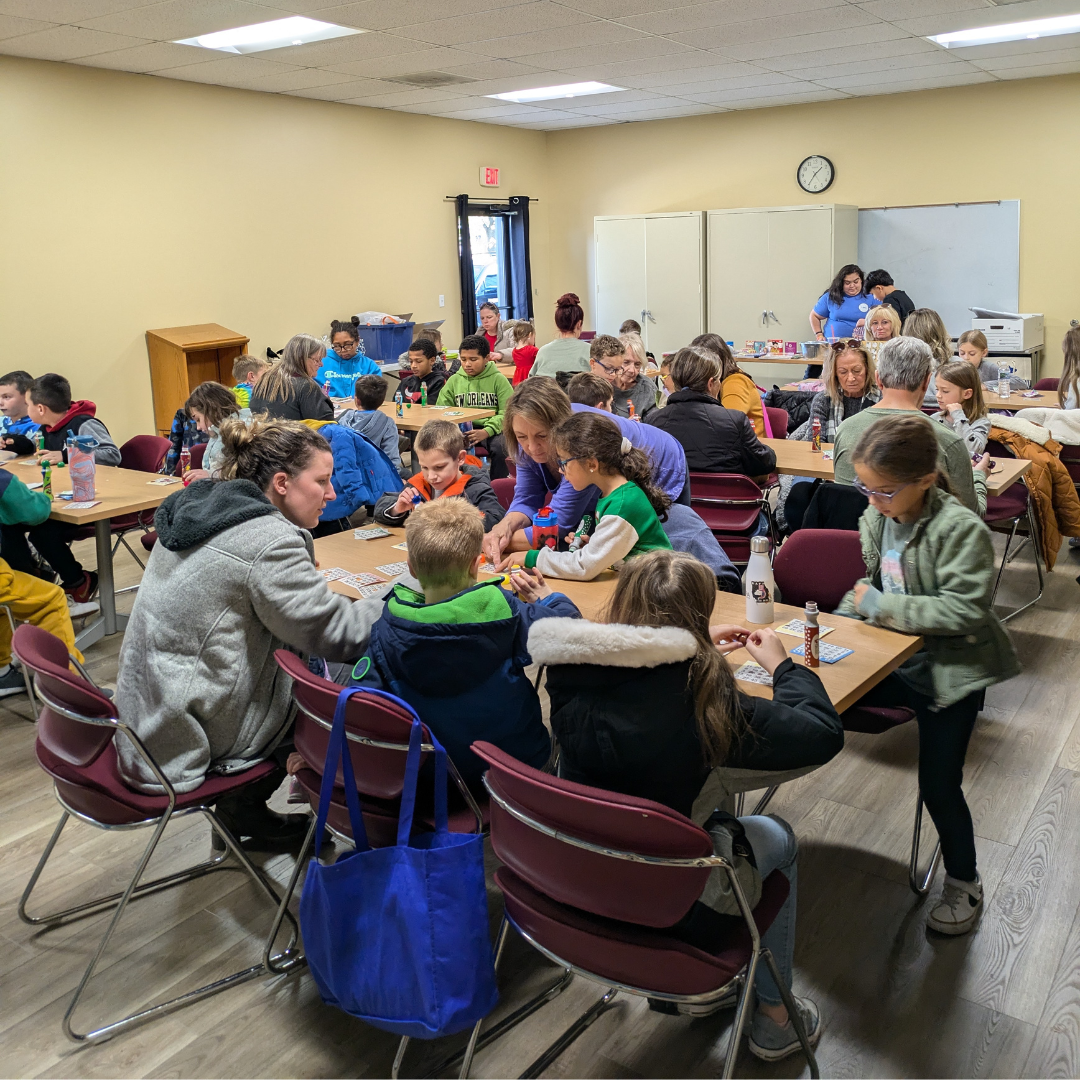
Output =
[{"x1": 355, "y1": 321, "x2": 415, "y2": 361}]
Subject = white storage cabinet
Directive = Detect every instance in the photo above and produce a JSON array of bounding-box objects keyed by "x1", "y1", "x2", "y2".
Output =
[
  {"x1": 594, "y1": 212, "x2": 705, "y2": 356},
  {"x1": 707, "y1": 204, "x2": 858, "y2": 347}
]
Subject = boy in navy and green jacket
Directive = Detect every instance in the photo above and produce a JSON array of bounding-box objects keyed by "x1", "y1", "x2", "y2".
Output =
[{"x1": 348, "y1": 497, "x2": 580, "y2": 785}]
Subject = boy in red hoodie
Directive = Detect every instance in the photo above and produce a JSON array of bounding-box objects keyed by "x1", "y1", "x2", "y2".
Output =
[
  {"x1": 511, "y1": 321, "x2": 538, "y2": 385},
  {"x1": 1, "y1": 374, "x2": 121, "y2": 607}
]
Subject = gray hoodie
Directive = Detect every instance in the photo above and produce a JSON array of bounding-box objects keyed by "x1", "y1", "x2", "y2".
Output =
[{"x1": 116, "y1": 479, "x2": 382, "y2": 794}]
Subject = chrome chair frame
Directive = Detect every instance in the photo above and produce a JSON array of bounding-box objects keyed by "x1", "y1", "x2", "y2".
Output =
[
  {"x1": 18, "y1": 681, "x2": 301, "y2": 1045},
  {"x1": 448, "y1": 776, "x2": 819, "y2": 1080},
  {"x1": 988, "y1": 486, "x2": 1045, "y2": 622},
  {"x1": 0, "y1": 603, "x2": 38, "y2": 717}
]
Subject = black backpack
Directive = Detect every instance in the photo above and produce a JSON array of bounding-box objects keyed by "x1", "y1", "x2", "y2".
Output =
[{"x1": 764, "y1": 387, "x2": 816, "y2": 431}]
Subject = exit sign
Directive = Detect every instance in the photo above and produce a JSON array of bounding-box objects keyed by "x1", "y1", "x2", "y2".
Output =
[{"x1": 480, "y1": 166, "x2": 500, "y2": 187}]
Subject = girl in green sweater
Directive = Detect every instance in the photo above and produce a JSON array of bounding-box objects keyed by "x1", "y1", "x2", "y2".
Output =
[
  {"x1": 837, "y1": 413, "x2": 1020, "y2": 937},
  {"x1": 509, "y1": 411, "x2": 672, "y2": 580}
]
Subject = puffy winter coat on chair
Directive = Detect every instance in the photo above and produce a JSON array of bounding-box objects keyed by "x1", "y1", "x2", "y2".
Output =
[{"x1": 302, "y1": 420, "x2": 404, "y2": 522}]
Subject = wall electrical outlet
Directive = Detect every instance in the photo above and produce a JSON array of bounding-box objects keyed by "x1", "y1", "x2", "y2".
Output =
[{"x1": 439, "y1": 294, "x2": 445, "y2": 307}]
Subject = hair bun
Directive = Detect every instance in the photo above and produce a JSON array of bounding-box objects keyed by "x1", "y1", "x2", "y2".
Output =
[
  {"x1": 350, "y1": 315, "x2": 360, "y2": 326},
  {"x1": 556, "y1": 293, "x2": 580, "y2": 308}
]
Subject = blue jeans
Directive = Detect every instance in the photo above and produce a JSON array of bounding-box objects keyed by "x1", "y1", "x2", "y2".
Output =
[{"x1": 741, "y1": 814, "x2": 798, "y2": 1006}]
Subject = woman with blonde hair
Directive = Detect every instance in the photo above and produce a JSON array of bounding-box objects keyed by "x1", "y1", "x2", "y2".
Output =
[
  {"x1": 902, "y1": 308, "x2": 954, "y2": 406},
  {"x1": 528, "y1": 549, "x2": 841, "y2": 1060},
  {"x1": 250, "y1": 333, "x2": 334, "y2": 422},
  {"x1": 862, "y1": 305, "x2": 901, "y2": 364},
  {"x1": 796, "y1": 340, "x2": 879, "y2": 444},
  {"x1": 1060, "y1": 326, "x2": 1080, "y2": 410}
]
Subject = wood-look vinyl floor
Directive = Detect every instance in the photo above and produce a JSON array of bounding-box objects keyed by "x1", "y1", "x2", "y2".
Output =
[{"x1": 2, "y1": 531, "x2": 1079, "y2": 1079}]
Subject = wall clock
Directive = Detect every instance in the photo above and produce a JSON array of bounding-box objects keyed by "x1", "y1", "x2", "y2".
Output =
[{"x1": 797, "y1": 155, "x2": 834, "y2": 194}]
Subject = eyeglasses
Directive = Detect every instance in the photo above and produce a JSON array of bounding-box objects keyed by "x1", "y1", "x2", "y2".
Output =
[
  {"x1": 334, "y1": 341, "x2": 359, "y2": 352},
  {"x1": 852, "y1": 479, "x2": 912, "y2": 501},
  {"x1": 557, "y1": 456, "x2": 582, "y2": 471},
  {"x1": 593, "y1": 357, "x2": 639, "y2": 375}
]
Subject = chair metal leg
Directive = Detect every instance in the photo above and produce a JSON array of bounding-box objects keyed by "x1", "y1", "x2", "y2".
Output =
[
  {"x1": 992, "y1": 505, "x2": 1046, "y2": 623},
  {"x1": 990, "y1": 517, "x2": 1020, "y2": 608},
  {"x1": 262, "y1": 812, "x2": 318, "y2": 973},
  {"x1": 392, "y1": 1036, "x2": 410, "y2": 1080},
  {"x1": 909, "y1": 791, "x2": 942, "y2": 896},
  {"x1": 428, "y1": 918, "x2": 574, "y2": 1080},
  {"x1": 0, "y1": 604, "x2": 38, "y2": 719},
  {"x1": 762, "y1": 947, "x2": 820, "y2": 1079},
  {"x1": 518, "y1": 987, "x2": 619, "y2": 1080},
  {"x1": 720, "y1": 941, "x2": 761, "y2": 1079},
  {"x1": 751, "y1": 785, "x2": 780, "y2": 816}
]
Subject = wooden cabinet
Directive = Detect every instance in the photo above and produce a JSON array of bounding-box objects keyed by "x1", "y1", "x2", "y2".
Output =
[
  {"x1": 707, "y1": 204, "x2": 858, "y2": 347},
  {"x1": 594, "y1": 212, "x2": 705, "y2": 355},
  {"x1": 145, "y1": 323, "x2": 250, "y2": 435}
]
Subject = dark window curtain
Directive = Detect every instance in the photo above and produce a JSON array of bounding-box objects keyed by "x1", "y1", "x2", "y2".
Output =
[
  {"x1": 455, "y1": 194, "x2": 477, "y2": 337},
  {"x1": 508, "y1": 195, "x2": 534, "y2": 322}
]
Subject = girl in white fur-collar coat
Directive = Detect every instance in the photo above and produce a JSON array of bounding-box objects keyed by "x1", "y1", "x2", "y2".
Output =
[{"x1": 527, "y1": 549, "x2": 843, "y2": 1062}]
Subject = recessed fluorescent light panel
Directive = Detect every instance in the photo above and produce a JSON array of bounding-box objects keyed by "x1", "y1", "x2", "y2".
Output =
[
  {"x1": 174, "y1": 16, "x2": 362, "y2": 55},
  {"x1": 488, "y1": 81, "x2": 625, "y2": 103},
  {"x1": 929, "y1": 11, "x2": 1080, "y2": 48}
]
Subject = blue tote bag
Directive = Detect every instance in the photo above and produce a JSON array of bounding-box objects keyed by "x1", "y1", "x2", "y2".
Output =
[{"x1": 300, "y1": 686, "x2": 498, "y2": 1039}]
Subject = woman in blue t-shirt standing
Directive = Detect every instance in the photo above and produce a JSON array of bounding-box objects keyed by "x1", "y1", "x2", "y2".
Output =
[{"x1": 809, "y1": 264, "x2": 880, "y2": 342}]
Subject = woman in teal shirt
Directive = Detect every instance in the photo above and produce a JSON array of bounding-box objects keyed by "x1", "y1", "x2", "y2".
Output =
[{"x1": 809, "y1": 264, "x2": 880, "y2": 341}]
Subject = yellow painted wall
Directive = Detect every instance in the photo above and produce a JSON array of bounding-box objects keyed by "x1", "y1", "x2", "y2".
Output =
[
  {"x1": 544, "y1": 74, "x2": 1080, "y2": 377},
  {"x1": 0, "y1": 56, "x2": 549, "y2": 443}
]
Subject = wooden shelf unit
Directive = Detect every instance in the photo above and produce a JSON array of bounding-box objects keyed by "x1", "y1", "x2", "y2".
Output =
[{"x1": 145, "y1": 323, "x2": 250, "y2": 435}]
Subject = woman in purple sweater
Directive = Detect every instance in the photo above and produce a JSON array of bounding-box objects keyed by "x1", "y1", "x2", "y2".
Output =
[{"x1": 482, "y1": 377, "x2": 688, "y2": 562}]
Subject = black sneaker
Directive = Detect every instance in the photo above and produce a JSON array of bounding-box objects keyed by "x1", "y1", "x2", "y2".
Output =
[
  {"x1": 0, "y1": 666, "x2": 26, "y2": 698},
  {"x1": 213, "y1": 804, "x2": 324, "y2": 854}
]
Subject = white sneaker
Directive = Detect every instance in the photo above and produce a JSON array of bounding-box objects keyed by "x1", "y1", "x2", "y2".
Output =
[
  {"x1": 927, "y1": 874, "x2": 983, "y2": 935},
  {"x1": 67, "y1": 595, "x2": 99, "y2": 618}
]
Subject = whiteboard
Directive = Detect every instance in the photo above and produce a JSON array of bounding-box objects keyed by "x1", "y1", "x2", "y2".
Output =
[{"x1": 857, "y1": 201, "x2": 1019, "y2": 337}]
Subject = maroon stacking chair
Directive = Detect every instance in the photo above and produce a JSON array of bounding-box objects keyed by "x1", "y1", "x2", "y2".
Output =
[
  {"x1": 68, "y1": 435, "x2": 170, "y2": 571},
  {"x1": 12, "y1": 624, "x2": 300, "y2": 1045},
  {"x1": 140, "y1": 443, "x2": 207, "y2": 555},
  {"x1": 984, "y1": 439, "x2": 1044, "y2": 621},
  {"x1": 688, "y1": 473, "x2": 773, "y2": 565},
  {"x1": 491, "y1": 476, "x2": 516, "y2": 512},
  {"x1": 450, "y1": 743, "x2": 818, "y2": 1080},
  {"x1": 769, "y1": 531, "x2": 939, "y2": 894},
  {"x1": 1034, "y1": 377, "x2": 1059, "y2": 391},
  {"x1": 764, "y1": 406, "x2": 788, "y2": 440},
  {"x1": 263, "y1": 650, "x2": 486, "y2": 991}
]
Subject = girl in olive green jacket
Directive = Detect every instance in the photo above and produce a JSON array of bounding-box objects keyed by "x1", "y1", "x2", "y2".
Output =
[{"x1": 837, "y1": 413, "x2": 1020, "y2": 938}]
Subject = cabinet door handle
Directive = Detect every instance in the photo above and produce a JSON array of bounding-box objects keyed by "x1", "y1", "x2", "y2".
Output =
[
  {"x1": 768, "y1": 311, "x2": 778, "y2": 324},
  {"x1": 761, "y1": 310, "x2": 768, "y2": 325},
  {"x1": 642, "y1": 309, "x2": 655, "y2": 323}
]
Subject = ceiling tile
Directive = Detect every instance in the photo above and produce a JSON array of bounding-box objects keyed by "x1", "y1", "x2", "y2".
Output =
[
  {"x1": 613, "y1": 59, "x2": 761, "y2": 87},
  {"x1": 314, "y1": 0, "x2": 536, "y2": 32},
  {"x1": 715, "y1": 21, "x2": 910, "y2": 61},
  {"x1": 556, "y1": 0, "x2": 689, "y2": 17},
  {"x1": 802, "y1": 46, "x2": 972, "y2": 79},
  {"x1": 818, "y1": 66, "x2": 995, "y2": 89},
  {"x1": 946, "y1": 33, "x2": 1080, "y2": 61},
  {"x1": 855, "y1": 0, "x2": 990, "y2": 19},
  {"x1": 429, "y1": 56, "x2": 545, "y2": 78},
  {"x1": 669, "y1": 5, "x2": 882, "y2": 51},
  {"x1": 0, "y1": 0, "x2": 143, "y2": 18},
  {"x1": 385, "y1": 95, "x2": 481, "y2": 112},
  {"x1": 732, "y1": 88, "x2": 848, "y2": 108},
  {"x1": 151, "y1": 53, "x2": 301, "y2": 86},
  {"x1": 467, "y1": 18, "x2": 644, "y2": 58},
  {"x1": 0, "y1": 13, "x2": 58, "y2": 39},
  {"x1": 619, "y1": 0, "x2": 847, "y2": 36},
  {"x1": 336, "y1": 84, "x2": 469, "y2": 104},
  {"x1": 322, "y1": 44, "x2": 470, "y2": 76},
  {"x1": 77, "y1": 0, "x2": 283, "y2": 39},
  {"x1": 267, "y1": 30, "x2": 416, "y2": 66},
  {"x1": 969, "y1": 43, "x2": 1080, "y2": 68},
  {"x1": 395, "y1": 2, "x2": 593, "y2": 48},
  {"x1": 534, "y1": 87, "x2": 661, "y2": 107},
  {"x1": 288, "y1": 76, "x2": 388, "y2": 98},
  {"x1": 239, "y1": 0, "x2": 350, "y2": 9},
  {"x1": 241, "y1": 65, "x2": 362, "y2": 90},
  {"x1": 510, "y1": 115, "x2": 615, "y2": 128},
  {"x1": 68, "y1": 39, "x2": 215, "y2": 70},
  {"x1": 992, "y1": 59, "x2": 1080, "y2": 78},
  {"x1": 516, "y1": 34, "x2": 694, "y2": 69},
  {"x1": 659, "y1": 70, "x2": 801, "y2": 96},
  {"x1": 756, "y1": 34, "x2": 937, "y2": 72},
  {"x1": 0, "y1": 24, "x2": 149, "y2": 60}
]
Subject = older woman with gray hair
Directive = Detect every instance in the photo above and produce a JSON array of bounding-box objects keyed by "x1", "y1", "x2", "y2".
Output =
[{"x1": 249, "y1": 334, "x2": 334, "y2": 422}]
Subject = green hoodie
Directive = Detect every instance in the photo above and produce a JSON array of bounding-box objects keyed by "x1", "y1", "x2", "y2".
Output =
[
  {"x1": 836, "y1": 485, "x2": 1021, "y2": 707},
  {"x1": 436, "y1": 361, "x2": 512, "y2": 437}
]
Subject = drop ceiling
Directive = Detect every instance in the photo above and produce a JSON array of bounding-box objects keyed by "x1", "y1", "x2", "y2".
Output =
[{"x1": 0, "y1": 0, "x2": 1077, "y2": 129}]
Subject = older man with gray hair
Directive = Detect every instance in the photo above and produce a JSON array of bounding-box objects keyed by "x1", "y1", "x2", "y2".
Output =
[{"x1": 833, "y1": 336, "x2": 988, "y2": 516}]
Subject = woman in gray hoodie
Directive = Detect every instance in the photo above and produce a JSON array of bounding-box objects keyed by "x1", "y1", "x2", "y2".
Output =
[{"x1": 116, "y1": 417, "x2": 383, "y2": 850}]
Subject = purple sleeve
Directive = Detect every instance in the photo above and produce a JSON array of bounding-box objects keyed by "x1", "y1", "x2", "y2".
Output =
[{"x1": 507, "y1": 453, "x2": 549, "y2": 519}]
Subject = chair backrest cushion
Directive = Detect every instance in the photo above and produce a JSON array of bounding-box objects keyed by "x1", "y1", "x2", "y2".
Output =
[
  {"x1": 491, "y1": 477, "x2": 516, "y2": 512},
  {"x1": 765, "y1": 406, "x2": 788, "y2": 440},
  {"x1": 773, "y1": 529, "x2": 866, "y2": 612},
  {"x1": 276, "y1": 650, "x2": 427, "y2": 801},
  {"x1": 473, "y1": 741, "x2": 712, "y2": 928},
  {"x1": 1034, "y1": 377, "x2": 1059, "y2": 392},
  {"x1": 688, "y1": 473, "x2": 763, "y2": 533},
  {"x1": 120, "y1": 434, "x2": 171, "y2": 474},
  {"x1": 13, "y1": 624, "x2": 117, "y2": 767}
]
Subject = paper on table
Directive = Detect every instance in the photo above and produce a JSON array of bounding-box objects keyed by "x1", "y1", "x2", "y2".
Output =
[
  {"x1": 148, "y1": 476, "x2": 182, "y2": 486},
  {"x1": 375, "y1": 561, "x2": 410, "y2": 577},
  {"x1": 734, "y1": 661, "x2": 773, "y2": 686},
  {"x1": 353, "y1": 527, "x2": 391, "y2": 540},
  {"x1": 775, "y1": 619, "x2": 835, "y2": 639},
  {"x1": 790, "y1": 642, "x2": 853, "y2": 664},
  {"x1": 68, "y1": 501, "x2": 101, "y2": 510},
  {"x1": 392, "y1": 541, "x2": 408, "y2": 551}
]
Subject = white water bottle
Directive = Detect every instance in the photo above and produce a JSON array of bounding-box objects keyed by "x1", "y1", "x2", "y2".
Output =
[
  {"x1": 997, "y1": 364, "x2": 1011, "y2": 398},
  {"x1": 745, "y1": 535, "x2": 775, "y2": 624}
]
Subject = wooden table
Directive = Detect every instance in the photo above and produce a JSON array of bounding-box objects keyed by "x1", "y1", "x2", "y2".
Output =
[
  {"x1": 496, "y1": 362, "x2": 516, "y2": 381},
  {"x1": 985, "y1": 390, "x2": 1060, "y2": 411},
  {"x1": 760, "y1": 438, "x2": 1031, "y2": 496},
  {"x1": 2, "y1": 458, "x2": 179, "y2": 648},
  {"x1": 313, "y1": 529, "x2": 921, "y2": 714},
  {"x1": 377, "y1": 403, "x2": 495, "y2": 432},
  {"x1": 734, "y1": 354, "x2": 817, "y2": 366}
]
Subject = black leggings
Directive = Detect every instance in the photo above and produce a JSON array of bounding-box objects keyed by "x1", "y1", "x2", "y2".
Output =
[
  {"x1": 854, "y1": 673, "x2": 983, "y2": 881},
  {"x1": 1, "y1": 521, "x2": 86, "y2": 588}
]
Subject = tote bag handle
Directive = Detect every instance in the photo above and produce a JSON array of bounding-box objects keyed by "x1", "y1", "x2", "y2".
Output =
[{"x1": 313, "y1": 687, "x2": 450, "y2": 859}]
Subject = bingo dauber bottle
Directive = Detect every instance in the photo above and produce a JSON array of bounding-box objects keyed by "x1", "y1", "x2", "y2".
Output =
[{"x1": 745, "y1": 535, "x2": 775, "y2": 624}]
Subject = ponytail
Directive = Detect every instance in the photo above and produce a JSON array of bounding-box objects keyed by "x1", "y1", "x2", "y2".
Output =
[{"x1": 552, "y1": 412, "x2": 671, "y2": 521}]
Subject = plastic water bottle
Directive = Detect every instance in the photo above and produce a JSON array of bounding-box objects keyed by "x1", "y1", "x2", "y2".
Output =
[
  {"x1": 40, "y1": 459, "x2": 52, "y2": 499},
  {"x1": 68, "y1": 435, "x2": 99, "y2": 501},
  {"x1": 804, "y1": 601, "x2": 820, "y2": 668},
  {"x1": 997, "y1": 364, "x2": 1011, "y2": 399},
  {"x1": 745, "y1": 536, "x2": 775, "y2": 624},
  {"x1": 532, "y1": 506, "x2": 559, "y2": 549},
  {"x1": 421, "y1": 381, "x2": 428, "y2": 407}
]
